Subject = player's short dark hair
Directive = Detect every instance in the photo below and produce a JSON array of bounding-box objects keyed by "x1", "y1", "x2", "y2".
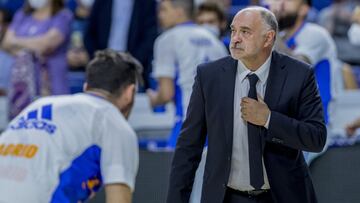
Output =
[
  {"x1": 86, "y1": 49, "x2": 143, "y2": 97},
  {"x1": 197, "y1": 2, "x2": 226, "y2": 22}
]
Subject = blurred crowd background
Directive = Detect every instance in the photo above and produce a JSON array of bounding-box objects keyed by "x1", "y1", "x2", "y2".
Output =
[
  {"x1": 0, "y1": 0, "x2": 360, "y2": 202},
  {"x1": 0, "y1": 0, "x2": 359, "y2": 135}
]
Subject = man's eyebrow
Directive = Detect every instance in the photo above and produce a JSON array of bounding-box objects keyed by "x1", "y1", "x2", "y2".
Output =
[
  {"x1": 239, "y1": 26, "x2": 252, "y2": 31},
  {"x1": 229, "y1": 25, "x2": 253, "y2": 31}
]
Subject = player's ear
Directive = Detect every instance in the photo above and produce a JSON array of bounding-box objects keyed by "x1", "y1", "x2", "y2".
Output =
[
  {"x1": 124, "y1": 84, "x2": 136, "y2": 102},
  {"x1": 83, "y1": 82, "x2": 89, "y2": 92}
]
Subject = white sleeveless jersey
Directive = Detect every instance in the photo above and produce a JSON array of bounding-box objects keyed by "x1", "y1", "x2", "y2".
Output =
[
  {"x1": 0, "y1": 93, "x2": 139, "y2": 203},
  {"x1": 153, "y1": 22, "x2": 228, "y2": 119}
]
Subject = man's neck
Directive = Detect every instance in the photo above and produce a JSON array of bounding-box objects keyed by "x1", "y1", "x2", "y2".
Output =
[
  {"x1": 241, "y1": 51, "x2": 272, "y2": 72},
  {"x1": 85, "y1": 89, "x2": 110, "y2": 100}
]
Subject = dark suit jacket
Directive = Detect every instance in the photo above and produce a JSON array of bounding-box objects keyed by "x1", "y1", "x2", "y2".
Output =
[
  {"x1": 84, "y1": 0, "x2": 157, "y2": 87},
  {"x1": 167, "y1": 51, "x2": 327, "y2": 203}
]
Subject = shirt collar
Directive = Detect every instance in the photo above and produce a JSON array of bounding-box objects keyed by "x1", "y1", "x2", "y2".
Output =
[{"x1": 237, "y1": 53, "x2": 272, "y2": 84}]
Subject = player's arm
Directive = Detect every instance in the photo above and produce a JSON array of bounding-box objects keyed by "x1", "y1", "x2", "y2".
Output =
[
  {"x1": 147, "y1": 77, "x2": 174, "y2": 107},
  {"x1": 105, "y1": 183, "x2": 132, "y2": 203}
]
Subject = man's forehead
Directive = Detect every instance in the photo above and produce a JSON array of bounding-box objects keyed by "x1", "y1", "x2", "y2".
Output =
[{"x1": 231, "y1": 10, "x2": 261, "y2": 28}]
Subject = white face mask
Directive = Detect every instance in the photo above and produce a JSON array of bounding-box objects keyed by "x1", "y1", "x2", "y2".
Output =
[
  {"x1": 348, "y1": 23, "x2": 360, "y2": 46},
  {"x1": 28, "y1": 0, "x2": 49, "y2": 9},
  {"x1": 201, "y1": 23, "x2": 220, "y2": 37},
  {"x1": 79, "y1": 0, "x2": 94, "y2": 8}
]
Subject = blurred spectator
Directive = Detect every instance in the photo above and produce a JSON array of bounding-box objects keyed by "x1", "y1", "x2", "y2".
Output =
[
  {"x1": 342, "y1": 6, "x2": 360, "y2": 89},
  {"x1": 84, "y1": 0, "x2": 157, "y2": 89},
  {"x1": 2, "y1": 0, "x2": 73, "y2": 117},
  {"x1": 196, "y1": 2, "x2": 227, "y2": 38},
  {"x1": 318, "y1": 0, "x2": 360, "y2": 37},
  {"x1": 0, "y1": 7, "x2": 13, "y2": 96},
  {"x1": 67, "y1": 0, "x2": 93, "y2": 71},
  {"x1": 196, "y1": 1, "x2": 230, "y2": 49},
  {"x1": 348, "y1": 6, "x2": 360, "y2": 45},
  {"x1": 266, "y1": 0, "x2": 341, "y2": 123},
  {"x1": 147, "y1": 0, "x2": 228, "y2": 148}
]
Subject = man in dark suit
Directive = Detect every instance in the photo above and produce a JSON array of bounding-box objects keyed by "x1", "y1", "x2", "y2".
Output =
[
  {"x1": 84, "y1": 0, "x2": 157, "y2": 89},
  {"x1": 167, "y1": 6, "x2": 326, "y2": 203}
]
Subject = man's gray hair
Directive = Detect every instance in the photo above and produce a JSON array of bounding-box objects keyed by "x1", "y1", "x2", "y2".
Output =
[{"x1": 241, "y1": 6, "x2": 278, "y2": 41}]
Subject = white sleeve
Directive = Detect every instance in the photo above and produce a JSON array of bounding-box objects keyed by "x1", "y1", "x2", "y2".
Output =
[
  {"x1": 152, "y1": 34, "x2": 176, "y2": 79},
  {"x1": 348, "y1": 23, "x2": 360, "y2": 46},
  {"x1": 99, "y1": 109, "x2": 139, "y2": 192},
  {"x1": 293, "y1": 27, "x2": 332, "y2": 65}
]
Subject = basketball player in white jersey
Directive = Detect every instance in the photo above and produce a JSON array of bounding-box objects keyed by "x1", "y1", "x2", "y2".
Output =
[
  {"x1": 147, "y1": 0, "x2": 228, "y2": 148},
  {"x1": 0, "y1": 49, "x2": 142, "y2": 203}
]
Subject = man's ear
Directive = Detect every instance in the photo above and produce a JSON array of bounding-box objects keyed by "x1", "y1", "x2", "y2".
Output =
[
  {"x1": 83, "y1": 82, "x2": 88, "y2": 92},
  {"x1": 264, "y1": 30, "x2": 276, "y2": 48}
]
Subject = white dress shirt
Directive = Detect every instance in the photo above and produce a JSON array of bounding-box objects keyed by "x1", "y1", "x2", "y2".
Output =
[{"x1": 227, "y1": 54, "x2": 272, "y2": 191}]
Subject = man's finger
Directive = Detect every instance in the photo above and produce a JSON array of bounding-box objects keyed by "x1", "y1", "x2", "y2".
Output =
[
  {"x1": 242, "y1": 97, "x2": 257, "y2": 103},
  {"x1": 257, "y1": 94, "x2": 265, "y2": 104}
]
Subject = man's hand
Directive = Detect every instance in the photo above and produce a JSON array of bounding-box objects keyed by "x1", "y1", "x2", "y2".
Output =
[
  {"x1": 146, "y1": 78, "x2": 174, "y2": 107},
  {"x1": 240, "y1": 95, "x2": 270, "y2": 126},
  {"x1": 346, "y1": 118, "x2": 360, "y2": 137}
]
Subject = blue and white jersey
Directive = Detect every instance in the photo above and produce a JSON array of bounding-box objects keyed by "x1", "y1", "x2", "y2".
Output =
[
  {"x1": 0, "y1": 93, "x2": 139, "y2": 203},
  {"x1": 283, "y1": 22, "x2": 341, "y2": 123},
  {"x1": 153, "y1": 22, "x2": 228, "y2": 120}
]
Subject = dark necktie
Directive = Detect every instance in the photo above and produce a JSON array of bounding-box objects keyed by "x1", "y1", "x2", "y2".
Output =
[{"x1": 247, "y1": 74, "x2": 264, "y2": 190}]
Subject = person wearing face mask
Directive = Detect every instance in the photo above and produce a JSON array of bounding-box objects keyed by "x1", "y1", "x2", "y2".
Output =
[
  {"x1": 0, "y1": 50, "x2": 142, "y2": 203},
  {"x1": 342, "y1": 6, "x2": 360, "y2": 90},
  {"x1": 348, "y1": 6, "x2": 360, "y2": 46},
  {"x1": 196, "y1": 2, "x2": 226, "y2": 38},
  {"x1": 2, "y1": 0, "x2": 73, "y2": 117},
  {"x1": 147, "y1": 0, "x2": 228, "y2": 148},
  {"x1": 264, "y1": 0, "x2": 342, "y2": 125},
  {"x1": 196, "y1": 2, "x2": 231, "y2": 51}
]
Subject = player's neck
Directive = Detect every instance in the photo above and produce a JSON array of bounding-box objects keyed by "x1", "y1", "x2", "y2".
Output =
[{"x1": 85, "y1": 89, "x2": 110, "y2": 100}]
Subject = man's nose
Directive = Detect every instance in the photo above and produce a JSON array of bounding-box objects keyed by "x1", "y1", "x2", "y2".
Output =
[{"x1": 231, "y1": 32, "x2": 242, "y2": 44}]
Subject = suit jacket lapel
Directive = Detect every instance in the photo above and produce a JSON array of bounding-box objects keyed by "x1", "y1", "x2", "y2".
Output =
[
  {"x1": 221, "y1": 57, "x2": 237, "y2": 151},
  {"x1": 263, "y1": 51, "x2": 287, "y2": 149},
  {"x1": 264, "y1": 51, "x2": 287, "y2": 110}
]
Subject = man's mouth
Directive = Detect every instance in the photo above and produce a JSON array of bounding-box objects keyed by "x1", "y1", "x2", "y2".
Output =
[{"x1": 231, "y1": 43, "x2": 243, "y2": 49}]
